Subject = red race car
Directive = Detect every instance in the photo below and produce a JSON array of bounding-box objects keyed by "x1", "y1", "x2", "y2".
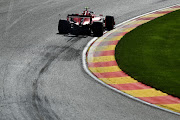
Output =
[{"x1": 58, "y1": 7, "x2": 115, "y2": 36}]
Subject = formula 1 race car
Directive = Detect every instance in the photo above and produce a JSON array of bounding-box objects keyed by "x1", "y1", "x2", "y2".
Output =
[{"x1": 58, "y1": 7, "x2": 115, "y2": 37}]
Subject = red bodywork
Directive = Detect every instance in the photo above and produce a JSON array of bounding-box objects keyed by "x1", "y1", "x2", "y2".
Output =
[{"x1": 67, "y1": 10, "x2": 102, "y2": 25}]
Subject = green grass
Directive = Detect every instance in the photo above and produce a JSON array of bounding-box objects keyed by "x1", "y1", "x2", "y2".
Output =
[{"x1": 115, "y1": 10, "x2": 180, "y2": 98}]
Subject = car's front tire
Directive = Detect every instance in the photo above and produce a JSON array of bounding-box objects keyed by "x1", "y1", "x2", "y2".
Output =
[{"x1": 105, "y1": 16, "x2": 114, "y2": 31}]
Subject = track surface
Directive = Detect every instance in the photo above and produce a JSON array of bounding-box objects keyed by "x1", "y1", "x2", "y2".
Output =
[{"x1": 0, "y1": 0, "x2": 179, "y2": 119}]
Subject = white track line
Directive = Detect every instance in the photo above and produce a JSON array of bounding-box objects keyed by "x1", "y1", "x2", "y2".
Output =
[{"x1": 82, "y1": 4, "x2": 180, "y2": 116}]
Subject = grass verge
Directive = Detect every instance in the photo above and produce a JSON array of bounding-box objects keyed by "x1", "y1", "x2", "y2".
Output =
[{"x1": 115, "y1": 10, "x2": 180, "y2": 98}]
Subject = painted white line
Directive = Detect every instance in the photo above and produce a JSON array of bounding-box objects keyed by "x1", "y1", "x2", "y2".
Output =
[
  {"x1": 82, "y1": 4, "x2": 180, "y2": 116},
  {"x1": 115, "y1": 4, "x2": 180, "y2": 28}
]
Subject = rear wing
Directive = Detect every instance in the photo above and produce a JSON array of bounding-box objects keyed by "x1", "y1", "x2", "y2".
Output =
[
  {"x1": 67, "y1": 14, "x2": 92, "y2": 18},
  {"x1": 67, "y1": 14, "x2": 92, "y2": 24}
]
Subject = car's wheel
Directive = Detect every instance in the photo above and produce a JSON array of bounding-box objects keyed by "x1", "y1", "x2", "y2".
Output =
[
  {"x1": 92, "y1": 22, "x2": 104, "y2": 37},
  {"x1": 58, "y1": 20, "x2": 70, "y2": 34},
  {"x1": 105, "y1": 16, "x2": 114, "y2": 30}
]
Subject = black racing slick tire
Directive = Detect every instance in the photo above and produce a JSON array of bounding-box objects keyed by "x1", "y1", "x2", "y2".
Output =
[
  {"x1": 105, "y1": 16, "x2": 114, "y2": 30},
  {"x1": 92, "y1": 22, "x2": 104, "y2": 37},
  {"x1": 58, "y1": 20, "x2": 70, "y2": 34}
]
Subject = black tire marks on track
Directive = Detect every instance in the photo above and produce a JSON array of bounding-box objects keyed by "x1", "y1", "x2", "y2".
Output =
[{"x1": 16, "y1": 36, "x2": 83, "y2": 120}]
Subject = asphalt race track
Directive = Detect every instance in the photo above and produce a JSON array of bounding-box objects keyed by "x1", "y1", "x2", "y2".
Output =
[{"x1": 0, "y1": 0, "x2": 179, "y2": 120}]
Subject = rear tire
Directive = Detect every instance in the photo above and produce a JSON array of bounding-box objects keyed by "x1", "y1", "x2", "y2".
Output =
[
  {"x1": 58, "y1": 20, "x2": 70, "y2": 34},
  {"x1": 92, "y1": 22, "x2": 104, "y2": 37},
  {"x1": 105, "y1": 16, "x2": 114, "y2": 30}
]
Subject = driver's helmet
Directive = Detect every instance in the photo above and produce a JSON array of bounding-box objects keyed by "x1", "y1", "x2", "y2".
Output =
[{"x1": 82, "y1": 7, "x2": 91, "y2": 15}]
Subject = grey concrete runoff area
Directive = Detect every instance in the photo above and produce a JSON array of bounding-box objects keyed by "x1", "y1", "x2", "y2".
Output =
[{"x1": 0, "y1": 0, "x2": 179, "y2": 120}]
